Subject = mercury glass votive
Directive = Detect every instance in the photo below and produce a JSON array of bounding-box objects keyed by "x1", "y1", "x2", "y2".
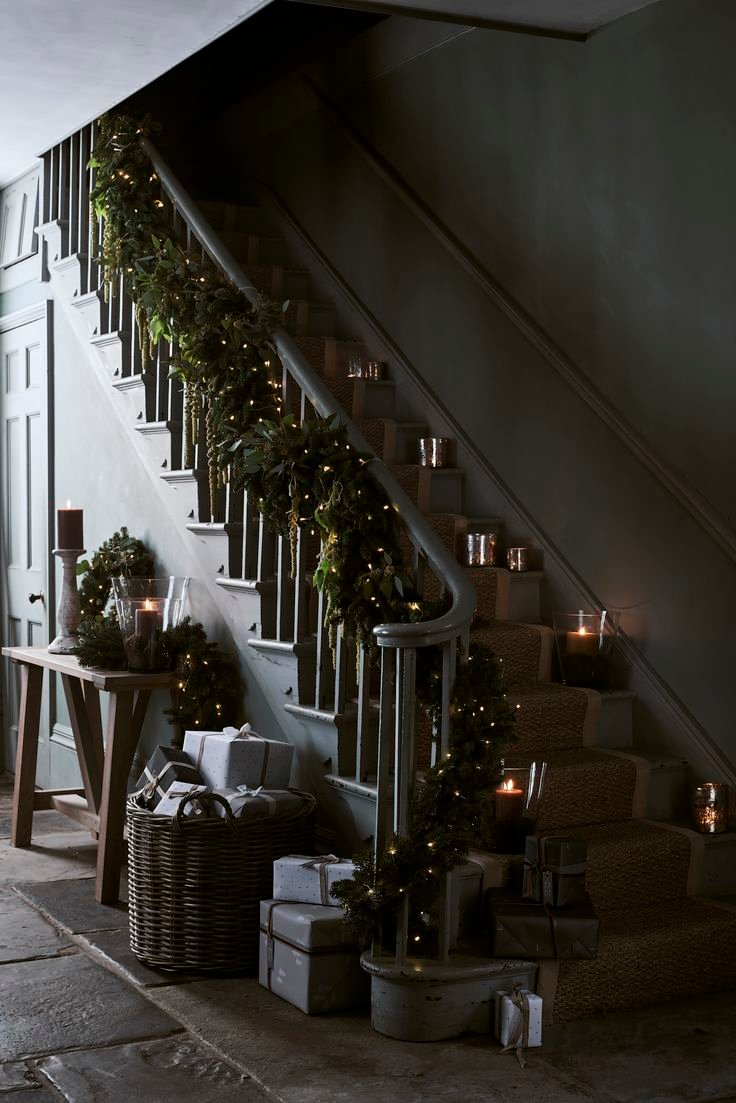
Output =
[
  {"x1": 418, "y1": 437, "x2": 451, "y2": 468},
  {"x1": 363, "y1": 360, "x2": 384, "y2": 380},
  {"x1": 112, "y1": 577, "x2": 189, "y2": 671},
  {"x1": 463, "y1": 532, "x2": 496, "y2": 567},
  {"x1": 507, "y1": 547, "x2": 529, "y2": 572},
  {"x1": 692, "y1": 782, "x2": 728, "y2": 834}
]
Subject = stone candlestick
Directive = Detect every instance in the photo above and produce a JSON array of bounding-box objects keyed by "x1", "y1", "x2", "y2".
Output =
[{"x1": 48, "y1": 547, "x2": 85, "y2": 654}]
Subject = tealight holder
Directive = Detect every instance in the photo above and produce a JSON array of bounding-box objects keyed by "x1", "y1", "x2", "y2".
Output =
[
  {"x1": 552, "y1": 610, "x2": 619, "y2": 688},
  {"x1": 463, "y1": 532, "x2": 496, "y2": 567},
  {"x1": 418, "y1": 437, "x2": 450, "y2": 468},
  {"x1": 48, "y1": 548, "x2": 85, "y2": 654},
  {"x1": 507, "y1": 547, "x2": 529, "y2": 572},
  {"x1": 692, "y1": 782, "x2": 728, "y2": 834},
  {"x1": 363, "y1": 360, "x2": 384, "y2": 380},
  {"x1": 493, "y1": 761, "x2": 547, "y2": 854},
  {"x1": 112, "y1": 577, "x2": 189, "y2": 671}
]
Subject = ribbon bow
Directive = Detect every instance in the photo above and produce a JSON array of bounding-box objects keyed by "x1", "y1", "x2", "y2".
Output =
[
  {"x1": 300, "y1": 854, "x2": 340, "y2": 904},
  {"x1": 500, "y1": 984, "x2": 531, "y2": 1068}
]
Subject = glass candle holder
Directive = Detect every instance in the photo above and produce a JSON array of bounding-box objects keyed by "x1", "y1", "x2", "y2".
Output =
[
  {"x1": 692, "y1": 782, "x2": 728, "y2": 834},
  {"x1": 112, "y1": 577, "x2": 189, "y2": 672},
  {"x1": 363, "y1": 360, "x2": 384, "y2": 380},
  {"x1": 463, "y1": 532, "x2": 496, "y2": 567},
  {"x1": 552, "y1": 610, "x2": 619, "y2": 688},
  {"x1": 493, "y1": 761, "x2": 547, "y2": 854},
  {"x1": 346, "y1": 349, "x2": 364, "y2": 378},
  {"x1": 507, "y1": 547, "x2": 529, "y2": 572},
  {"x1": 418, "y1": 437, "x2": 450, "y2": 468}
]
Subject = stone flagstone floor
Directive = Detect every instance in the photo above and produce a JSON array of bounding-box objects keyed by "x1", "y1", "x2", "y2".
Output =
[{"x1": 2, "y1": 773, "x2": 736, "y2": 1103}]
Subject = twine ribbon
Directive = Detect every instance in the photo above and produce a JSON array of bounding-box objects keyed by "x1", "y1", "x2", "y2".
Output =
[
  {"x1": 265, "y1": 900, "x2": 291, "y2": 991},
  {"x1": 142, "y1": 759, "x2": 189, "y2": 803},
  {"x1": 300, "y1": 854, "x2": 340, "y2": 904},
  {"x1": 500, "y1": 984, "x2": 532, "y2": 1068},
  {"x1": 523, "y1": 835, "x2": 586, "y2": 905}
]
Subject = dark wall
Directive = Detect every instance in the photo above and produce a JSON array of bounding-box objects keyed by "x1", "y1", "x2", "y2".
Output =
[{"x1": 207, "y1": 0, "x2": 736, "y2": 768}]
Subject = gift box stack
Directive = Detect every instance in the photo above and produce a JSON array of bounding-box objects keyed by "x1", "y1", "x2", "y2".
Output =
[
  {"x1": 133, "y1": 723, "x2": 300, "y2": 823},
  {"x1": 259, "y1": 853, "x2": 370, "y2": 1015},
  {"x1": 488, "y1": 833, "x2": 599, "y2": 961}
]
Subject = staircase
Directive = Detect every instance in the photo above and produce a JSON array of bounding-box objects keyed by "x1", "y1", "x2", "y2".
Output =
[{"x1": 39, "y1": 124, "x2": 736, "y2": 1024}]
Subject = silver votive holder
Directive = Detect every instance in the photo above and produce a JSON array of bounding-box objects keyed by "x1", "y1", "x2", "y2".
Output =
[
  {"x1": 463, "y1": 532, "x2": 496, "y2": 567},
  {"x1": 418, "y1": 437, "x2": 451, "y2": 468},
  {"x1": 507, "y1": 547, "x2": 529, "y2": 572},
  {"x1": 692, "y1": 782, "x2": 728, "y2": 834},
  {"x1": 363, "y1": 360, "x2": 384, "y2": 380}
]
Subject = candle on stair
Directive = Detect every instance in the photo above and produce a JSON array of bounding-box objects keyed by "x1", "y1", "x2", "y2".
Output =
[
  {"x1": 565, "y1": 626, "x2": 598, "y2": 659},
  {"x1": 494, "y1": 776, "x2": 525, "y2": 853},
  {"x1": 56, "y1": 501, "x2": 84, "y2": 549}
]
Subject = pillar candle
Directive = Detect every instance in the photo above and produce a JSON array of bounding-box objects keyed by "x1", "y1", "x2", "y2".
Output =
[
  {"x1": 495, "y1": 778, "x2": 525, "y2": 822},
  {"x1": 135, "y1": 599, "x2": 162, "y2": 642},
  {"x1": 565, "y1": 627, "x2": 598, "y2": 659},
  {"x1": 56, "y1": 501, "x2": 84, "y2": 549}
]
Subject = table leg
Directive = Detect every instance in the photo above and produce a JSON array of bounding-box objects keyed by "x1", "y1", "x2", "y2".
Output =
[
  {"x1": 95, "y1": 688, "x2": 149, "y2": 904},
  {"x1": 60, "y1": 674, "x2": 104, "y2": 814},
  {"x1": 11, "y1": 663, "x2": 44, "y2": 847}
]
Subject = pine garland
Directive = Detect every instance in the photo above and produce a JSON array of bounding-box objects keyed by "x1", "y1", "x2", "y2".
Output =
[{"x1": 76, "y1": 527, "x2": 155, "y2": 620}]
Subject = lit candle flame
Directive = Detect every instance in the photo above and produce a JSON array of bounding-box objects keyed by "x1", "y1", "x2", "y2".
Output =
[
  {"x1": 577, "y1": 627, "x2": 587, "y2": 636},
  {"x1": 501, "y1": 778, "x2": 515, "y2": 791},
  {"x1": 66, "y1": 499, "x2": 72, "y2": 509},
  {"x1": 143, "y1": 599, "x2": 155, "y2": 611}
]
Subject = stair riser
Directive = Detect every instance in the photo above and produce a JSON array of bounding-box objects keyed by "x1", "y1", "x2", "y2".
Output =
[
  {"x1": 494, "y1": 572, "x2": 542, "y2": 623},
  {"x1": 160, "y1": 473, "x2": 205, "y2": 523},
  {"x1": 594, "y1": 693, "x2": 634, "y2": 749},
  {"x1": 417, "y1": 469, "x2": 464, "y2": 514}
]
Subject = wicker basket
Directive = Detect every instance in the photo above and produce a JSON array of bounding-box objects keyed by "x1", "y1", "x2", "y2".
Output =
[{"x1": 126, "y1": 788, "x2": 316, "y2": 973}]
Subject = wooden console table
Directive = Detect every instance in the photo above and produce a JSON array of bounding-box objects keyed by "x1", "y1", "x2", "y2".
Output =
[{"x1": 2, "y1": 646, "x2": 175, "y2": 904}]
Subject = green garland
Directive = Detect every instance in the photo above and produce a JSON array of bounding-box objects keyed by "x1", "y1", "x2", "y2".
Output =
[
  {"x1": 89, "y1": 113, "x2": 516, "y2": 949},
  {"x1": 77, "y1": 527, "x2": 154, "y2": 621},
  {"x1": 74, "y1": 533, "x2": 241, "y2": 736}
]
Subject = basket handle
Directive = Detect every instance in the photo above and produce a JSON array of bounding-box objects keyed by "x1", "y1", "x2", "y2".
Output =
[{"x1": 174, "y1": 790, "x2": 236, "y2": 830}]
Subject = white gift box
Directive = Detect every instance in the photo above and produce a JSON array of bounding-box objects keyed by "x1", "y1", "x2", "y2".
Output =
[
  {"x1": 495, "y1": 988, "x2": 543, "y2": 1049},
  {"x1": 183, "y1": 724, "x2": 294, "y2": 790},
  {"x1": 259, "y1": 899, "x2": 369, "y2": 1014},
  {"x1": 154, "y1": 782, "x2": 210, "y2": 818},
  {"x1": 212, "y1": 787, "x2": 307, "y2": 822},
  {"x1": 273, "y1": 854, "x2": 355, "y2": 907}
]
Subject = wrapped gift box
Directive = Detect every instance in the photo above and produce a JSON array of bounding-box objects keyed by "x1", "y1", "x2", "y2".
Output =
[
  {"x1": 213, "y1": 787, "x2": 308, "y2": 822},
  {"x1": 273, "y1": 854, "x2": 355, "y2": 907},
  {"x1": 134, "y1": 746, "x2": 203, "y2": 808},
  {"x1": 489, "y1": 896, "x2": 599, "y2": 960},
  {"x1": 183, "y1": 724, "x2": 294, "y2": 790},
  {"x1": 495, "y1": 987, "x2": 542, "y2": 1049},
  {"x1": 259, "y1": 899, "x2": 369, "y2": 1014},
  {"x1": 154, "y1": 782, "x2": 210, "y2": 818},
  {"x1": 523, "y1": 834, "x2": 588, "y2": 908}
]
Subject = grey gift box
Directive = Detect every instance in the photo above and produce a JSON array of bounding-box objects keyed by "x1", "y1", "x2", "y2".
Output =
[
  {"x1": 259, "y1": 899, "x2": 369, "y2": 1014},
  {"x1": 213, "y1": 787, "x2": 308, "y2": 821},
  {"x1": 134, "y1": 746, "x2": 203, "y2": 808},
  {"x1": 273, "y1": 854, "x2": 355, "y2": 907},
  {"x1": 522, "y1": 834, "x2": 588, "y2": 908}
]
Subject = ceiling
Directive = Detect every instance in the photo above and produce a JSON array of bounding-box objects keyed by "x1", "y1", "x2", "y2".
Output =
[
  {"x1": 0, "y1": 0, "x2": 273, "y2": 185},
  {"x1": 290, "y1": 0, "x2": 666, "y2": 39}
]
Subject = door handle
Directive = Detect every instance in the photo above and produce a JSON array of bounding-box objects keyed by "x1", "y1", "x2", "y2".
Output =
[{"x1": 28, "y1": 592, "x2": 45, "y2": 605}]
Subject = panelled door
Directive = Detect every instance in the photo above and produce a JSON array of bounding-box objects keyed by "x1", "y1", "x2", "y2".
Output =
[{"x1": 1, "y1": 305, "x2": 51, "y2": 784}]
